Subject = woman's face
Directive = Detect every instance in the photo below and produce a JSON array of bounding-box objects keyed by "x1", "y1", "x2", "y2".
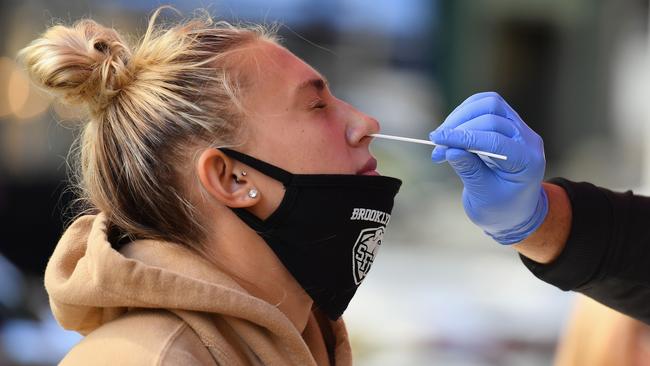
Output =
[{"x1": 239, "y1": 40, "x2": 380, "y2": 176}]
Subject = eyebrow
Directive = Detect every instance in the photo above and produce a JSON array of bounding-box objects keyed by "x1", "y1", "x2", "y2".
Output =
[{"x1": 295, "y1": 77, "x2": 329, "y2": 94}]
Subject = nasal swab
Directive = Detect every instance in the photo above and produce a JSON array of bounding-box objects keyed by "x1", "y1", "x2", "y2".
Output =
[{"x1": 369, "y1": 133, "x2": 508, "y2": 161}]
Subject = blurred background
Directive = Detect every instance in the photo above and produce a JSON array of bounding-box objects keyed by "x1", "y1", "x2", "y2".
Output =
[{"x1": 1, "y1": 0, "x2": 649, "y2": 365}]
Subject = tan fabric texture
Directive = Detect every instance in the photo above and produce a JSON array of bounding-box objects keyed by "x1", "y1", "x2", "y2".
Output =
[{"x1": 44, "y1": 213, "x2": 353, "y2": 365}]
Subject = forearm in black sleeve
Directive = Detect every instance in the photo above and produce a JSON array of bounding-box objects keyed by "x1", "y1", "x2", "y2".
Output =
[{"x1": 519, "y1": 178, "x2": 650, "y2": 324}]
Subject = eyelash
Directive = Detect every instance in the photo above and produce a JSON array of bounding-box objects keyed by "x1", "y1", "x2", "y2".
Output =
[{"x1": 310, "y1": 99, "x2": 327, "y2": 110}]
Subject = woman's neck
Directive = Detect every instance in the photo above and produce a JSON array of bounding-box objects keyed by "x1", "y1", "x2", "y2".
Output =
[{"x1": 205, "y1": 206, "x2": 314, "y2": 332}]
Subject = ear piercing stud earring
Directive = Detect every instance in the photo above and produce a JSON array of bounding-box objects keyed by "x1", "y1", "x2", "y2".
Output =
[
  {"x1": 234, "y1": 171, "x2": 248, "y2": 184},
  {"x1": 233, "y1": 171, "x2": 257, "y2": 198}
]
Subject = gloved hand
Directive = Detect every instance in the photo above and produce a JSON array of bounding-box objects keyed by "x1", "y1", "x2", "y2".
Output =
[{"x1": 429, "y1": 92, "x2": 548, "y2": 244}]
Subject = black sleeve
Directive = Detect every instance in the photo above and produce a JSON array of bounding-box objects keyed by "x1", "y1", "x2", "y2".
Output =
[{"x1": 519, "y1": 178, "x2": 650, "y2": 324}]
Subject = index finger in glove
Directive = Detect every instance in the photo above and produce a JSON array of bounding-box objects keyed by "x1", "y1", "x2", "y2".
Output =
[
  {"x1": 435, "y1": 92, "x2": 511, "y2": 132},
  {"x1": 446, "y1": 91, "x2": 502, "y2": 118},
  {"x1": 431, "y1": 128, "x2": 527, "y2": 173},
  {"x1": 431, "y1": 114, "x2": 517, "y2": 162}
]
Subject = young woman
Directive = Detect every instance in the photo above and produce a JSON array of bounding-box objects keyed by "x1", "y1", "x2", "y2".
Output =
[{"x1": 20, "y1": 8, "x2": 401, "y2": 365}]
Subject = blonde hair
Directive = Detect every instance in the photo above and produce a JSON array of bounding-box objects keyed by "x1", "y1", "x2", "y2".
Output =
[{"x1": 18, "y1": 8, "x2": 277, "y2": 253}]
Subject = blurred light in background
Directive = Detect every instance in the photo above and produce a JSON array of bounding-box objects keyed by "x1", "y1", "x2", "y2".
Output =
[
  {"x1": 0, "y1": 57, "x2": 15, "y2": 118},
  {"x1": 7, "y1": 63, "x2": 52, "y2": 120}
]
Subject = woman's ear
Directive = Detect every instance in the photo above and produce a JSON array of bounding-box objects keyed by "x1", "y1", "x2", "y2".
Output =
[{"x1": 196, "y1": 148, "x2": 259, "y2": 208}]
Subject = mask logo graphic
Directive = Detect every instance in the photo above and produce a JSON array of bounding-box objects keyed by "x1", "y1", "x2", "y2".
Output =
[{"x1": 352, "y1": 227, "x2": 385, "y2": 285}]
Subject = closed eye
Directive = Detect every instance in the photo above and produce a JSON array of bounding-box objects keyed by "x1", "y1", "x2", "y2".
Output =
[{"x1": 310, "y1": 99, "x2": 327, "y2": 109}]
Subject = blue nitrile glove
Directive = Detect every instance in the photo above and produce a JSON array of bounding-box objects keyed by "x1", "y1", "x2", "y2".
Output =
[{"x1": 429, "y1": 92, "x2": 548, "y2": 244}]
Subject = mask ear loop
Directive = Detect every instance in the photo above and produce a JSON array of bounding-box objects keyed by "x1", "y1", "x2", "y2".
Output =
[{"x1": 219, "y1": 148, "x2": 294, "y2": 186}]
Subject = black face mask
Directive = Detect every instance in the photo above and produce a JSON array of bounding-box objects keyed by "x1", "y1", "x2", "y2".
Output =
[{"x1": 219, "y1": 148, "x2": 402, "y2": 320}]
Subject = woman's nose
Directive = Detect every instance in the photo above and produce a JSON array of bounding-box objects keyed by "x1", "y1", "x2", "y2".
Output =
[{"x1": 346, "y1": 112, "x2": 380, "y2": 146}]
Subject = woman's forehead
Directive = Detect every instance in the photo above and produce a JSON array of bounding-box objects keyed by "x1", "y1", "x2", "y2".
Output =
[{"x1": 247, "y1": 41, "x2": 322, "y2": 89}]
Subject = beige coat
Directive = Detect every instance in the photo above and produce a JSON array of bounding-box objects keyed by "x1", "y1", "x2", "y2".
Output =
[{"x1": 45, "y1": 213, "x2": 353, "y2": 365}]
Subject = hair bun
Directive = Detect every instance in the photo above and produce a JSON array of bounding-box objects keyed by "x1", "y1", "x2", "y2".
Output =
[{"x1": 19, "y1": 19, "x2": 133, "y2": 113}]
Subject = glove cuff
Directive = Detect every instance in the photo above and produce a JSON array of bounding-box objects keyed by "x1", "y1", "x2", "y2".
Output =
[{"x1": 486, "y1": 187, "x2": 549, "y2": 245}]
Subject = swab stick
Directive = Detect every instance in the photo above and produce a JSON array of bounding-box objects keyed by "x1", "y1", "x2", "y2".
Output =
[{"x1": 369, "y1": 133, "x2": 508, "y2": 161}]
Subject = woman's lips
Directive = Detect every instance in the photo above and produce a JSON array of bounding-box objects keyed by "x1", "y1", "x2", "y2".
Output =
[
  {"x1": 361, "y1": 170, "x2": 380, "y2": 176},
  {"x1": 357, "y1": 158, "x2": 379, "y2": 175}
]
